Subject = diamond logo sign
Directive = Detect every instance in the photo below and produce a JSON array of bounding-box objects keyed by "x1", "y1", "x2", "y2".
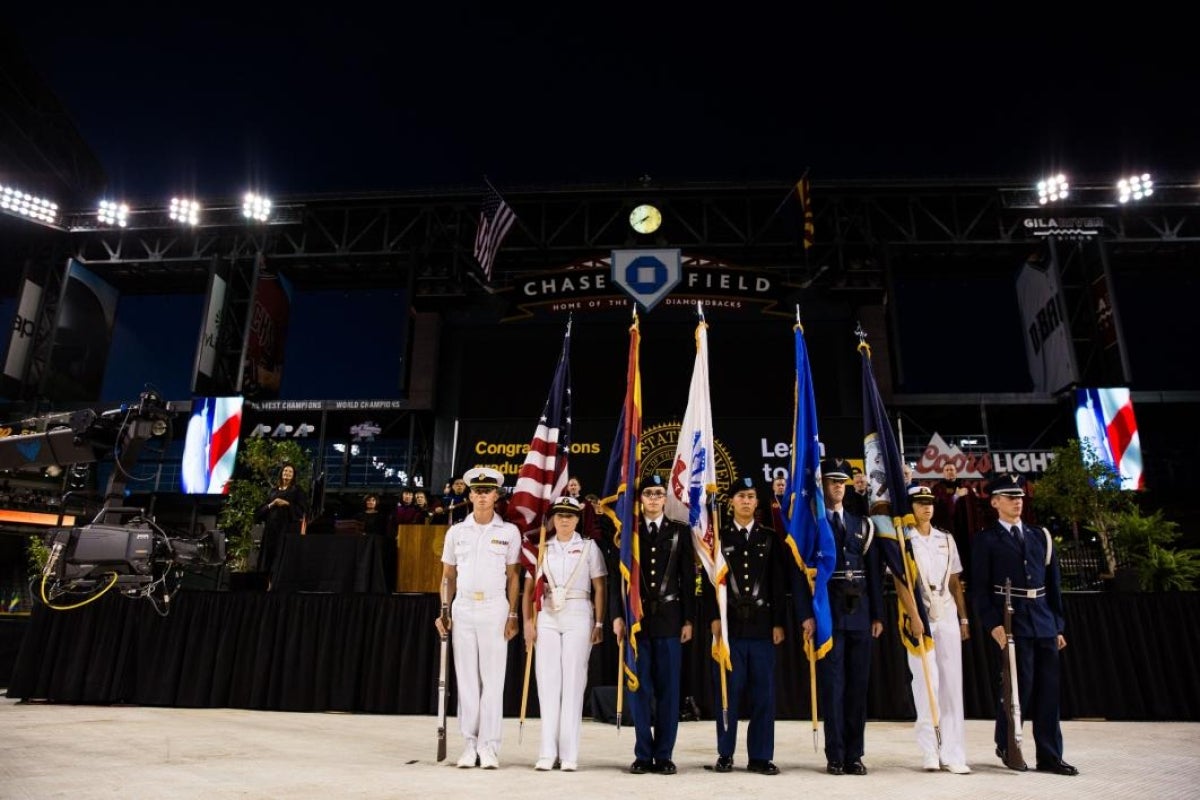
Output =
[{"x1": 611, "y1": 249, "x2": 681, "y2": 311}]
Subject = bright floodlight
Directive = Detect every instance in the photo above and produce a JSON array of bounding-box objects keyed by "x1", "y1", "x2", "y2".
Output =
[
  {"x1": 242, "y1": 192, "x2": 272, "y2": 222},
  {"x1": 1037, "y1": 174, "x2": 1069, "y2": 204},
  {"x1": 169, "y1": 197, "x2": 201, "y2": 225},
  {"x1": 98, "y1": 200, "x2": 130, "y2": 227},
  {"x1": 1117, "y1": 173, "x2": 1154, "y2": 203},
  {"x1": 0, "y1": 184, "x2": 58, "y2": 224}
]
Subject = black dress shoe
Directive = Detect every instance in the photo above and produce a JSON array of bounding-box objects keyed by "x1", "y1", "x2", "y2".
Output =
[
  {"x1": 747, "y1": 760, "x2": 780, "y2": 775},
  {"x1": 996, "y1": 747, "x2": 1028, "y2": 771},
  {"x1": 1036, "y1": 759, "x2": 1079, "y2": 776},
  {"x1": 653, "y1": 759, "x2": 677, "y2": 775},
  {"x1": 714, "y1": 756, "x2": 733, "y2": 773},
  {"x1": 826, "y1": 761, "x2": 844, "y2": 775},
  {"x1": 845, "y1": 759, "x2": 868, "y2": 775},
  {"x1": 629, "y1": 759, "x2": 652, "y2": 774}
]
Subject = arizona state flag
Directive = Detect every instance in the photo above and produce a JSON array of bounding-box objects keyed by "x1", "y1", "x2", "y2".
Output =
[{"x1": 600, "y1": 314, "x2": 643, "y2": 690}]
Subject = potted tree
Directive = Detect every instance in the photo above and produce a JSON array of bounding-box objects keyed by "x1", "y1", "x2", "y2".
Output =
[
  {"x1": 219, "y1": 438, "x2": 313, "y2": 582},
  {"x1": 1034, "y1": 438, "x2": 1131, "y2": 579}
]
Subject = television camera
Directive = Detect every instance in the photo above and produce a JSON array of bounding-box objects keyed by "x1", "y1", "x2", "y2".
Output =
[{"x1": 1, "y1": 391, "x2": 227, "y2": 613}]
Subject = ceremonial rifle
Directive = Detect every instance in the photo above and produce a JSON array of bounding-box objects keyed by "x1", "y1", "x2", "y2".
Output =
[
  {"x1": 436, "y1": 578, "x2": 451, "y2": 762},
  {"x1": 1001, "y1": 578, "x2": 1027, "y2": 770}
]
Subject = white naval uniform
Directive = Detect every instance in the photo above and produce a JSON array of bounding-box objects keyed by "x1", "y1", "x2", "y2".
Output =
[
  {"x1": 906, "y1": 525, "x2": 968, "y2": 767},
  {"x1": 441, "y1": 513, "x2": 522, "y2": 756},
  {"x1": 535, "y1": 533, "x2": 607, "y2": 766}
]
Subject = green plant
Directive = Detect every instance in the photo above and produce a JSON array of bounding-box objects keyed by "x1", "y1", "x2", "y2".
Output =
[
  {"x1": 27, "y1": 534, "x2": 50, "y2": 575},
  {"x1": 1111, "y1": 507, "x2": 1200, "y2": 591},
  {"x1": 1034, "y1": 438, "x2": 1132, "y2": 576},
  {"x1": 218, "y1": 438, "x2": 313, "y2": 571},
  {"x1": 1136, "y1": 545, "x2": 1200, "y2": 592}
]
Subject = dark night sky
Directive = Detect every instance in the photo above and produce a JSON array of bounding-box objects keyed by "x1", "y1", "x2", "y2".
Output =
[{"x1": 9, "y1": 5, "x2": 1197, "y2": 202}]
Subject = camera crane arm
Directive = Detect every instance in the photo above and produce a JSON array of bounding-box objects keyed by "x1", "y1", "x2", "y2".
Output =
[{"x1": 0, "y1": 392, "x2": 190, "y2": 507}]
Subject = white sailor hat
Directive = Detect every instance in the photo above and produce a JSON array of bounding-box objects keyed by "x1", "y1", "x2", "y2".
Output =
[
  {"x1": 463, "y1": 467, "x2": 504, "y2": 491},
  {"x1": 550, "y1": 496, "x2": 583, "y2": 516}
]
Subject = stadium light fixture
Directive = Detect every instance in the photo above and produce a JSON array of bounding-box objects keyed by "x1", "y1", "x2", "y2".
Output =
[
  {"x1": 0, "y1": 184, "x2": 58, "y2": 224},
  {"x1": 169, "y1": 197, "x2": 201, "y2": 225},
  {"x1": 242, "y1": 192, "x2": 272, "y2": 222},
  {"x1": 1117, "y1": 173, "x2": 1153, "y2": 203},
  {"x1": 97, "y1": 200, "x2": 130, "y2": 227},
  {"x1": 1036, "y1": 174, "x2": 1069, "y2": 204}
]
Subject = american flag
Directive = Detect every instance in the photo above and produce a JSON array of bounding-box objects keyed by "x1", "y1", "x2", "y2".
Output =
[
  {"x1": 473, "y1": 184, "x2": 516, "y2": 281},
  {"x1": 506, "y1": 322, "x2": 572, "y2": 580}
]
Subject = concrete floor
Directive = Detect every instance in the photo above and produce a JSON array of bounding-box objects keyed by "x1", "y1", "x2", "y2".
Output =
[{"x1": 1, "y1": 696, "x2": 1197, "y2": 799}]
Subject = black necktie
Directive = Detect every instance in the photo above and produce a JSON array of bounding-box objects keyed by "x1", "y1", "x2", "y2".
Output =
[
  {"x1": 648, "y1": 521, "x2": 658, "y2": 536},
  {"x1": 1010, "y1": 524, "x2": 1024, "y2": 543},
  {"x1": 833, "y1": 511, "x2": 844, "y2": 535}
]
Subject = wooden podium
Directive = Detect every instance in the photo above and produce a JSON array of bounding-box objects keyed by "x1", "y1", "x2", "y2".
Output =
[{"x1": 395, "y1": 524, "x2": 448, "y2": 593}]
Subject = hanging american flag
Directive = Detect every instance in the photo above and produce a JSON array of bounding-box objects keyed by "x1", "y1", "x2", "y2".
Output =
[
  {"x1": 506, "y1": 321, "x2": 573, "y2": 579},
  {"x1": 474, "y1": 184, "x2": 517, "y2": 281}
]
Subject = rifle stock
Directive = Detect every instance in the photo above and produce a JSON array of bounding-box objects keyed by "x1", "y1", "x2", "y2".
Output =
[
  {"x1": 1001, "y1": 578, "x2": 1026, "y2": 770},
  {"x1": 436, "y1": 579, "x2": 451, "y2": 762}
]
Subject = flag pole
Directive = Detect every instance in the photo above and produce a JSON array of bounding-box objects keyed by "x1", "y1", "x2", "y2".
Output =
[
  {"x1": 856, "y1": 323, "x2": 941, "y2": 750},
  {"x1": 796, "y1": 305, "x2": 820, "y2": 753},
  {"x1": 518, "y1": 521, "x2": 547, "y2": 745}
]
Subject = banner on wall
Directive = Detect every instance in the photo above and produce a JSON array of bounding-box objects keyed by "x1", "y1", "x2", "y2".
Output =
[
  {"x1": 41, "y1": 260, "x2": 119, "y2": 402},
  {"x1": 3, "y1": 277, "x2": 43, "y2": 386},
  {"x1": 239, "y1": 256, "x2": 292, "y2": 400},
  {"x1": 1016, "y1": 254, "x2": 1078, "y2": 393}
]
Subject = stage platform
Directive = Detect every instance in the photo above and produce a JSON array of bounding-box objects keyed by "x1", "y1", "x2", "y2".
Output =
[{"x1": 1, "y1": 697, "x2": 1196, "y2": 799}]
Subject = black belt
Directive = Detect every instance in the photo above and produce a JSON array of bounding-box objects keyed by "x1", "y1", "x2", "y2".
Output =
[
  {"x1": 654, "y1": 593, "x2": 679, "y2": 603},
  {"x1": 994, "y1": 585, "x2": 1046, "y2": 599}
]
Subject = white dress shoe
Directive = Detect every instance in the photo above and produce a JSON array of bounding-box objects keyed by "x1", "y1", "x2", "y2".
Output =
[
  {"x1": 534, "y1": 758, "x2": 554, "y2": 771},
  {"x1": 560, "y1": 761, "x2": 577, "y2": 772},
  {"x1": 945, "y1": 763, "x2": 971, "y2": 774},
  {"x1": 456, "y1": 745, "x2": 478, "y2": 768},
  {"x1": 479, "y1": 746, "x2": 500, "y2": 770},
  {"x1": 922, "y1": 752, "x2": 940, "y2": 771}
]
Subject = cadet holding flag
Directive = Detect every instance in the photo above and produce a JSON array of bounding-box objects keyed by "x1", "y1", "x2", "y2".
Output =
[
  {"x1": 703, "y1": 477, "x2": 787, "y2": 776},
  {"x1": 611, "y1": 475, "x2": 695, "y2": 775},
  {"x1": 903, "y1": 485, "x2": 972, "y2": 774},
  {"x1": 811, "y1": 458, "x2": 884, "y2": 776}
]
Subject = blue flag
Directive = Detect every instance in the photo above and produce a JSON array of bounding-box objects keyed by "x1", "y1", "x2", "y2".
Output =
[
  {"x1": 782, "y1": 323, "x2": 837, "y2": 659},
  {"x1": 859, "y1": 339, "x2": 933, "y2": 656}
]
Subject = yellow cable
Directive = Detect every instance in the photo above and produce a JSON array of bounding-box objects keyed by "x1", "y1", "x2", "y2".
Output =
[{"x1": 40, "y1": 571, "x2": 119, "y2": 611}]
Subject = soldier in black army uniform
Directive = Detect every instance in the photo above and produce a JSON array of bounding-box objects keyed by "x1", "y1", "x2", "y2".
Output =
[
  {"x1": 703, "y1": 477, "x2": 787, "y2": 776},
  {"x1": 801, "y1": 458, "x2": 884, "y2": 776},
  {"x1": 611, "y1": 474, "x2": 696, "y2": 775}
]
